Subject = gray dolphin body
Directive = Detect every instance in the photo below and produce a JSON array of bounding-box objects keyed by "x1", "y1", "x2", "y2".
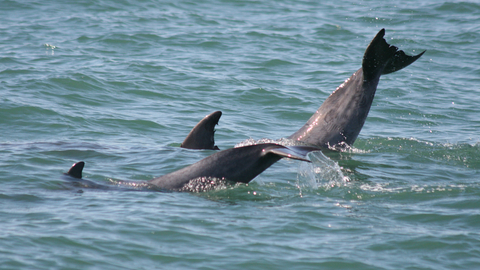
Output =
[
  {"x1": 289, "y1": 29, "x2": 425, "y2": 150},
  {"x1": 66, "y1": 143, "x2": 320, "y2": 192},
  {"x1": 181, "y1": 111, "x2": 222, "y2": 150}
]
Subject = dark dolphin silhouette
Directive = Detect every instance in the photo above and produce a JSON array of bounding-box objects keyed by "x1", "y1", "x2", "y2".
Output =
[
  {"x1": 289, "y1": 29, "x2": 425, "y2": 150},
  {"x1": 65, "y1": 143, "x2": 321, "y2": 192},
  {"x1": 181, "y1": 111, "x2": 222, "y2": 150},
  {"x1": 66, "y1": 160, "x2": 84, "y2": 178}
]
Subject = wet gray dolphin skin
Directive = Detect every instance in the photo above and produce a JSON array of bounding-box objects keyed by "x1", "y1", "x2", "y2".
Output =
[
  {"x1": 65, "y1": 143, "x2": 320, "y2": 192},
  {"x1": 289, "y1": 29, "x2": 425, "y2": 149},
  {"x1": 66, "y1": 161, "x2": 84, "y2": 178},
  {"x1": 181, "y1": 111, "x2": 222, "y2": 150},
  {"x1": 64, "y1": 161, "x2": 113, "y2": 189}
]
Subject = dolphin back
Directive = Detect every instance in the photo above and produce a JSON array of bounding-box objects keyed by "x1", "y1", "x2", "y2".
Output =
[
  {"x1": 63, "y1": 144, "x2": 320, "y2": 192},
  {"x1": 149, "y1": 143, "x2": 321, "y2": 191}
]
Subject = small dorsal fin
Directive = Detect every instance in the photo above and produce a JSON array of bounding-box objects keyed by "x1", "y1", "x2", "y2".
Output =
[{"x1": 66, "y1": 161, "x2": 85, "y2": 179}]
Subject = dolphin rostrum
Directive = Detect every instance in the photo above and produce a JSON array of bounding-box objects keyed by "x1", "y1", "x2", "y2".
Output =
[
  {"x1": 289, "y1": 29, "x2": 425, "y2": 150},
  {"x1": 65, "y1": 143, "x2": 321, "y2": 192},
  {"x1": 181, "y1": 111, "x2": 222, "y2": 150}
]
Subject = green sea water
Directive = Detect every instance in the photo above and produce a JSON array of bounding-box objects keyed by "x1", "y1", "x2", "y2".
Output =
[{"x1": 1, "y1": 0, "x2": 480, "y2": 269}]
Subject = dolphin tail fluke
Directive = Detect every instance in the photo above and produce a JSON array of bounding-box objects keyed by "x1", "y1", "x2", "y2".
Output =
[
  {"x1": 181, "y1": 111, "x2": 222, "y2": 150},
  {"x1": 383, "y1": 48, "x2": 425, "y2": 75},
  {"x1": 363, "y1": 28, "x2": 425, "y2": 80},
  {"x1": 66, "y1": 161, "x2": 85, "y2": 178},
  {"x1": 268, "y1": 145, "x2": 321, "y2": 162}
]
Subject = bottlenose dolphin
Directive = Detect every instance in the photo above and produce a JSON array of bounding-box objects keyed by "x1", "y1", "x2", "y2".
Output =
[
  {"x1": 64, "y1": 161, "x2": 114, "y2": 190},
  {"x1": 65, "y1": 143, "x2": 321, "y2": 192},
  {"x1": 181, "y1": 111, "x2": 222, "y2": 150},
  {"x1": 66, "y1": 161, "x2": 84, "y2": 178},
  {"x1": 289, "y1": 29, "x2": 425, "y2": 150}
]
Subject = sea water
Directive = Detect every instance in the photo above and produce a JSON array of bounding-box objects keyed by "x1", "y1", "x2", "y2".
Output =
[{"x1": 1, "y1": 0, "x2": 480, "y2": 269}]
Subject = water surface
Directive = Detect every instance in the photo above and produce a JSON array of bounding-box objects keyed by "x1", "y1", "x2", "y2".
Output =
[{"x1": 1, "y1": 0, "x2": 480, "y2": 269}]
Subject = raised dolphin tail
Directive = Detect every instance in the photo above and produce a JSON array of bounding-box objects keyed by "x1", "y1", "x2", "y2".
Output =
[
  {"x1": 362, "y1": 28, "x2": 425, "y2": 80},
  {"x1": 383, "y1": 49, "x2": 426, "y2": 75},
  {"x1": 181, "y1": 111, "x2": 222, "y2": 150},
  {"x1": 66, "y1": 161, "x2": 85, "y2": 179},
  {"x1": 267, "y1": 145, "x2": 321, "y2": 162}
]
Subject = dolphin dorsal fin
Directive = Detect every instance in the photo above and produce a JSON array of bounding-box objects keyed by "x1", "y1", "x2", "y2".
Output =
[
  {"x1": 67, "y1": 161, "x2": 85, "y2": 179},
  {"x1": 181, "y1": 111, "x2": 222, "y2": 150}
]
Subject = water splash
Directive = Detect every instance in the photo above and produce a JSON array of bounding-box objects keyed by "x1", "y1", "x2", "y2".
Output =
[
  {"x1": 234, "y1": 138, "x2": 349, "y2": 191},
  {"x1": 44, "y1": 43, "x2": 57, "y2": 56},
  {"x1": 177, "y1": 177, "x2": 230, "y2": 193},
  {"x1": 297, "y1": 151, "x2": 348, "y2": 191},
  {"x1": 43, "y1": 43, "x2": 57, "y2": 49},
  {"x1": 234, "y1": 137, "x2": 298, "y2": 148}
]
